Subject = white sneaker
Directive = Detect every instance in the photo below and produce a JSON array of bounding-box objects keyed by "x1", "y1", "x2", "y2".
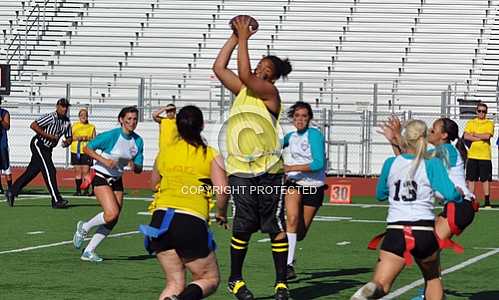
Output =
[
  {"x1": 351, "y1": 282, "x2": 377, "y2": 300},
  {"x1": 72, "y1": 221, "x2": 87, "y2": 249},
  {"x1": 80, "y1": 251, "x2": 103, "y2": 262}
]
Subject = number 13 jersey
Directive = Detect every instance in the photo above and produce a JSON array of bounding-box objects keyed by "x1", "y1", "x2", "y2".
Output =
[{"x1": 376, "y1": 153, "x2": 462, "y2": 223}]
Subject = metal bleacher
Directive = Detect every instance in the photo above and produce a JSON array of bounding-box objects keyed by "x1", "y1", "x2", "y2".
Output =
[{"x1": 1, "y1": 0, "x2": 498, "y2": 173}]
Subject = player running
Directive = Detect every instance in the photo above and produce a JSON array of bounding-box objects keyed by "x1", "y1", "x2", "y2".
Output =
[
  {"x1": 352, "y1": 120, "x2": 462, "y2": 300},
  {"x1": 72, "y1": 106, "x2": 143, "y2": 262},
  {"x1": 282, "y1": 101, "x2": 326, "y2": 280}
]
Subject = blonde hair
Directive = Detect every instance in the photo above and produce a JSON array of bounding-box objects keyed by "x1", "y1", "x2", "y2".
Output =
[
  {"x1": 401, "y1": 119, "x2": 429, "y2": 180},
  {"x1": 79, "y1": 108, "x2": 88, "y2": 116}
]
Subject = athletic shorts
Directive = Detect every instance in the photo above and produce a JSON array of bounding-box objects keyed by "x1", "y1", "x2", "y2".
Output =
[
  {"x1": 70, "y1": 153, "x2": 92, "y2": 166},
  {"x1": 0, "y1": 146, "x2": 10, "y2": 173},
  {"x1": 440, "y1": 200, "x2": 476, "y2": 235},
  {"x1": 466, "y1": 159, "x2": 492, "y2": 182},
  {"x1": 285, "y1": 179, "x2": 325, "y2": 208},
  {"x1": 92, "y1": 172, "x2": 124, "y2": 192},
  {"x1": 380, "y1": 221, "x2": 439, "y2": 260},
  {"x1": 149, "y1": 210, "x2": 214, "y2": 260},
  {"x1": 230, "y1": 173, "x2": 286, "y2": 234}
]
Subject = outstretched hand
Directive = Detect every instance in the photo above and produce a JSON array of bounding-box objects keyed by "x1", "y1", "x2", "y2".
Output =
[
  {"x1": 233, "y1": 16, "x2": 257, "y2": 40},
  {"x1": 376, "y1": 115, "x2": 402, "y2": 144}
]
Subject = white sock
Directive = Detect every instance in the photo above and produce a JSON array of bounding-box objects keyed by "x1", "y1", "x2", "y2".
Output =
[
  {"x1": 287, "y1": 232, "x2": 297, "y2": 265},
  {"x1": 84, "y1": 225, "x2": 111, "y2": 253},
  {"x1": 82, "y1": 212, "x2": 106, "y2": 232}
]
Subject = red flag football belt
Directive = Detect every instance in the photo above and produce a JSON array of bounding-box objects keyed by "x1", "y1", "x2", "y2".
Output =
[{"x1": 367, "y1": 225, "x2": 462, "y2": 265}]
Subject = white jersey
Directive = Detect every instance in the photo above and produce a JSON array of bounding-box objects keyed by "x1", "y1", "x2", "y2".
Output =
[
  {"x1": 282, "y1": 127, "x2": 326, "y2": 186},
  {"x1": 432, "y1": 143, "x2": 474, "y2": 201},
  {"x1": 377, "y1": 154, "x2": 462, "y2": 223},
  {"x1": 87, "y1": 127, "x2": 144, "y2": 178}
]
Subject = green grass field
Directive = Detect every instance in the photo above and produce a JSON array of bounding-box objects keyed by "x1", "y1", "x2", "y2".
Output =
[{"x1": 1, "y1": 190, "x2": 499, "y2": 300}]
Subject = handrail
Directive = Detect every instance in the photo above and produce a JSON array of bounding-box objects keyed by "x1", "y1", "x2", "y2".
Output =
[{"x1": 5, "y1": 0, "x2": 55, "y2": 75}]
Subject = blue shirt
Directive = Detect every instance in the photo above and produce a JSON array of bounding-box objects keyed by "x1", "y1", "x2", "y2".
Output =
[{"x1": 87, "y1": 127, "x2": 144, "y2": 177}]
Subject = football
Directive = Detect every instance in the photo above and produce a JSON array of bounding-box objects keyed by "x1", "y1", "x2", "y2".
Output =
[{"x1": 229, "y1": 15, "x2": 259, "y2": 34}]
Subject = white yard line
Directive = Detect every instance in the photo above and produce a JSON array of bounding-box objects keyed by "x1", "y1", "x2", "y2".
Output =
[
  {"x1": 26, "y1": 231, "x2": 45, "y2": 235},
  {"x1": 0, "y1": 230, "x2": 139, "y2": 255},
  {"x1": 383, "y1": 248, "x2": 499, "y2": 299}
]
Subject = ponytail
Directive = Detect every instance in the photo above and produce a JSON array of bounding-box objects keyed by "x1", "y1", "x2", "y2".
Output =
[
  {"x1": 455, "y1": 137, "x2": 468, "y2": 165},
  {"x1": 402, "y1": 120, "x2": 429, "y2": 181}
]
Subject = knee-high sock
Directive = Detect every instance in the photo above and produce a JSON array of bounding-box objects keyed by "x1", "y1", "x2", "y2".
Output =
[
  {"x1": 229, "y1": 232, "x2": 251, "y2": 281},
  {"x1": 286, "y1": 232, "x2": 297, "y2": 265},
  {"x1": 84, "y1": 224, "x2": 113, "y2": 253},
  {"x1": 75, "y1": 179, "x2": 82, "y2": 194},
  {"x1": 271, "y1": 236, "x2": 289, "y2": 284},
  {"x1": 82, "y1": 212, "x2": 106, "y2": 232},
  {"x1": 178, "y1": 283, "x2": 203, "y2": 300}
]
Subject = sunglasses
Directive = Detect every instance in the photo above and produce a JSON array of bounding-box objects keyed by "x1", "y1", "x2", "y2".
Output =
[{"x1": 477, "y1": 109, "x2": 487, "y2": 113}]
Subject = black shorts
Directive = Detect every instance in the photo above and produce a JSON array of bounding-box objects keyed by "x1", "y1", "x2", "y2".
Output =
[
  {"x1": 92, "y1": 172, "x2": 124, "y2": 192},
  {"x1": 149, "y1": 210, "x2": 214, "y2": 261},
  {"x1": 440, "y1": 200, "x2": 476, "y2": 235},
  {"x1": 285, "y1": 179, "x2": 325, "y2": 208},
  {"x1": 70, "y1": 153, "x2": 92, "y2": 166},
  {"x1": 230, "y1": 173, "x2": 286, "y2": 234},
  {"x1": 0, "y1": 146, "x2": 9, "y2": 171},
  {"x1": 466, "y1": 159, "x2": 492, "y2": 182},
  {"x1": 380, "y1": 221, "x2": 439, "y2": 260}
]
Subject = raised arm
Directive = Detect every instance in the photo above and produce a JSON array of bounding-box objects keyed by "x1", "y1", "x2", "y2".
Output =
[
  {"x1": 234, "y1": 17, "x2": 278, "y2": 104},
  {"x1": 212, "y1": 34, "x2": 243, "y2": 95},
  {"x1": 152, "y1": 107, "x2": 167, "y2": 123}
]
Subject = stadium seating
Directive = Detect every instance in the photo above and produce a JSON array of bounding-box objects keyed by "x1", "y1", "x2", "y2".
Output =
[{"x1": 1, "y1": 0, "x2": 498, "y2": 174}]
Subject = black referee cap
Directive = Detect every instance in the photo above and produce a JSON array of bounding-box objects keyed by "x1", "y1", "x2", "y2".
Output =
[{"x1": 56, "y1": 98, "x2": 71, "y2": 107}]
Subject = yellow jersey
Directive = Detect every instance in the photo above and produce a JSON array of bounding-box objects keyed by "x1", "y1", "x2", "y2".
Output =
[
  {"x1": 225, "y1": 87, "x2": 283, "y2": 175},
  {"x1": 70, "y1": 122, "x2": 95, "y2": 153},
  {"x1": 150, "y1": 119, "x2": 217, "y2": 220},
  {"x1": 464, "y1": 118, "x2": 494, "y2": 160},
  {"x1": 159, "y1": 118, "x2": 179, "y2": 150}
]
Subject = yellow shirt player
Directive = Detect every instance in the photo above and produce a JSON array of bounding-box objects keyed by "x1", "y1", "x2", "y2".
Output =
[
  {"x1": 464, "y1": 116, "x2": 494, "y2": 160},
  {"x1": 149, "y1": 111, "x2": 227, "y2": 221},
  {"x1": 226, "y1": 87, "x2": 283, "y2": 176},
  {"x1": 70, "y1": 108, "x2": 96, "y2": 196},
  {"x1": 212, "y1": 19, "x2": 293, "y2": 298},
  {"x1": 140, "y1": 106, "x2": 228, "y2": 300},
  {"x1": 463, "y1": 102, "x2": 494, "y2": 208}
]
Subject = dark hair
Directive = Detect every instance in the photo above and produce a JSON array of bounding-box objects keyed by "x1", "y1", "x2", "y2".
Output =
[
  {"x1": 438, "y1": 117, "x2": 467, "y2": 163},
  {"x1": 118, "y1": 106, "x2": 139, "y2": 124},
  {"x1": 265, "y1": 55, "x2": 292, "y2": 80},
  {"x1": 477, "y1": 102, "x2": 488, "y2": 110},
  {"x1": 176, "y1": 105, "x2": 207, "y2": 153},
  {"x1": 287, "y1": 101, "x2": 313, "y2": 121}
]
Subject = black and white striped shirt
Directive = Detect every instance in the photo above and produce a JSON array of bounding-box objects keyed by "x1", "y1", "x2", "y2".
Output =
[{"x1": 35, "y1": 112, "x2": 72, "y2": 148}]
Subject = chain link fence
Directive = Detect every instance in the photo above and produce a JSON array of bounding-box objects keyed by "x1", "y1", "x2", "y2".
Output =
[{"x1": 4, "y1": 102, "x2": 499, "y2": 178}]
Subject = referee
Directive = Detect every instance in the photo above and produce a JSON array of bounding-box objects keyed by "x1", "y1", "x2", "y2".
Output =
[{"x1": 6, "y1": 98, "x2": 72, "y2": 208}]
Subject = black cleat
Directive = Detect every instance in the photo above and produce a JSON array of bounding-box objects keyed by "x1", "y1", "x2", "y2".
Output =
[
  {"x1": 228, "y1": 279, "x2": 254, "y2": 300},
  {"x1": 73, "y1": 191, "x2": 82, "y2": 196},
  {"x1": 163, "y1": 296, "x2": 179, "y2": 300},
  {"x1": 274, "y1": 282, "x2": 289, "y2": 300},
  {"x1": 5, "y1": 189, "x2": 14, "y2": 207},
  {"x1": 286, "y1": 265, "x2": 297, "y2": 280},
  {"x1": 52, "y1": 199, "x2": 69, "y2": 209}
]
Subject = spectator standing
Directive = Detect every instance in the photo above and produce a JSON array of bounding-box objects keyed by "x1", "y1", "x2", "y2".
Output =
[
  {"x1": 464, "y1": 102, "x2": 494, "y2": 208},
  {"x1": 70, "y1": 108, "x2": 96, "y2": 196}
]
